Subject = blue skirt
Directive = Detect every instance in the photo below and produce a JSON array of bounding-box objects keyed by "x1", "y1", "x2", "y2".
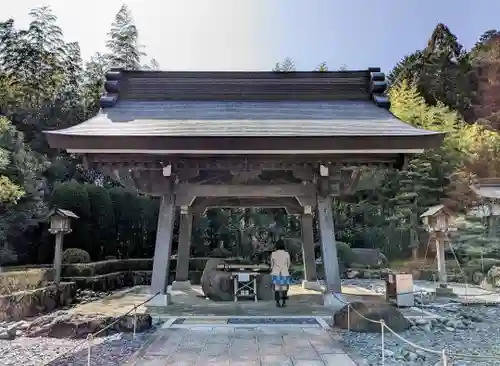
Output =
[{"x1": 272, "y1": 275, "x2": 292, "y2": 286}]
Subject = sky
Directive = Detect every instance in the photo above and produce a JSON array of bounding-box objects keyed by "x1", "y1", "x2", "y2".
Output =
[{"x1": 3, "y1": 0, "x2": 500, "y2": 72}]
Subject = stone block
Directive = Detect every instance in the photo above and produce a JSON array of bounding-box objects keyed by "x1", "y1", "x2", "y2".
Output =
[
  {"x1": 334, "y1": 302, "x2": 410, "y2": 333},
  {"x1": 24, "y1": 310, "x2": 152, "y2": 338},
  {"x1": 302, "y1": 280, "x2": 323, "y2": 291},
  {"x1": 0, "y1": 282, "x2": 76, "y2": 322},
  {"x1": 171, "y1": 280, "x2": 191, "y2": 290}
]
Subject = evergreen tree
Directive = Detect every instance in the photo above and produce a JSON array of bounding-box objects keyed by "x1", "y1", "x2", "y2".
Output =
[
  {"x1": 106, "y1": 5, "x2": 146, "y2": 70},
  {"x1": 0, "y1": 116, "x2": 47, "y2": 256},
  {"x1": 143, "y1": 58, "x2": 160, "y2": 71},
  {"x1": 0, "y1": 118, "x2": 24, "y2": 204},
  {"x1": 387, "y1": 51, "x2": 423, "y2": 86},
  {"x1": 450, "y1": 215, "x2": 500, "y2": 259},
  {"x1": 82, "y1": 52, "x2": 109, "y2": 113},
  {"x1": 314, "y1": 62, "x2": 328, "y2": 72},
  {"x1": 387, "y1": 23, "x2": 473, "y2": 120},
  {"x1": 273, "y1": 57, "x2": 295, "y2": 72}
]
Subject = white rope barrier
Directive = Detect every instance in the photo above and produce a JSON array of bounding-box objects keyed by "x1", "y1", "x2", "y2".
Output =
[{"x1": 333, "y1": 293, "x2": 500, "y2": 364}]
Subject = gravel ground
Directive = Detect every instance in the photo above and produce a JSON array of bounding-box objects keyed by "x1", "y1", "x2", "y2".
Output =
[
  {"x1": 342, "y1": 304, "x2": 500, "y2": 366},
  {"x1": 0, "y1": 330, "x2": 156, "y2": 366}
]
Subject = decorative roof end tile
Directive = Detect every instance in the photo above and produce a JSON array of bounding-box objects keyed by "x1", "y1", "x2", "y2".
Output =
[
  {"x1": 99, "y1": 70, "x2": 122, "y2": 109},
  {"x1": 370, "y1": 71, "x2": 390, "y2": 109}
]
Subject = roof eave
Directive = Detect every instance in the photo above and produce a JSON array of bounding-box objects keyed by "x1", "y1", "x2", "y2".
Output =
[{"x1": 44, "y1": 132, "x2": 445, "y2": 154}]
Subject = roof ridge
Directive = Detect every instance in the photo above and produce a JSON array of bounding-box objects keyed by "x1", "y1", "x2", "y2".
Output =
[{"x1": 98, "y1": 68, "x2": 393, "y2": 108}]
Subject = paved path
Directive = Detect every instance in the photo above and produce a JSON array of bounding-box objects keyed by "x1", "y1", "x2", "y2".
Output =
[{"x1": 131, "y1": 325, "x2": 357, "y2": 365}]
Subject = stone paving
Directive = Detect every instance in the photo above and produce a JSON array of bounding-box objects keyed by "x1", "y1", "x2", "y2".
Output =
[{"x1": 130, "y1": 325, "x2": 357, "y2": 365}]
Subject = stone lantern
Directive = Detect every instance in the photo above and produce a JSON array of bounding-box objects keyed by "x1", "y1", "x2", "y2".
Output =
[
  {"x1": 48, "y1": 208, "x2": 79, "y2": 284},
  {"x1": 420, "y1": 204, "x2": 455, "y2": 296}
]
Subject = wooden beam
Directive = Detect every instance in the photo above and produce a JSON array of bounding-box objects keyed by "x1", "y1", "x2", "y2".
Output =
[
  {"x1": 175, "y1": 183, "x2": 315, "y2": 203},
  {"x1": 191, "y1": 197, "x2": 303, "y2": 214}
]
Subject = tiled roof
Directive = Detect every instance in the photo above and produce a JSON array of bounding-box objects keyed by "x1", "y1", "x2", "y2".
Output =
[{"x1": 47, "y1": 100, "x2": 440, "y2": 137}]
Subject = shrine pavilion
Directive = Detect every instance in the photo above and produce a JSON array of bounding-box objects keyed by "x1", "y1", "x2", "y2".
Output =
[{"x1": 44, "y1": 68, "x2": 444, "y2": 308}]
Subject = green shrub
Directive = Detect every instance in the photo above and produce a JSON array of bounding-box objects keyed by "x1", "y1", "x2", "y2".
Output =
[
  {"x1": 464, "y1": 258, "x2": 500, "y2": 274},
  {"x1": 62, "y1": 248, "x2": 91, "y2": 264},
  {"x1": 336, "y1": 241, "x2": 354, "y2": 266}
]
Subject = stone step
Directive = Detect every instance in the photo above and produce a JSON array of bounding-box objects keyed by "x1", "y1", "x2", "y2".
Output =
[{"x1": 162, "y1": 316, "x2": 329, "y2": 328}]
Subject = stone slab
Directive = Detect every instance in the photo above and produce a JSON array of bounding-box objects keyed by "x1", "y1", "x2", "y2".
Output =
[
  {"x1": 129, "y1": 324, "x2": 356, "y2": 366},
  {"x1": 171, "y1": 280, "x2": 192, "y2": 291},
  {"x1": 302, "y1": 280, "x2": 323, "y2": 291}
]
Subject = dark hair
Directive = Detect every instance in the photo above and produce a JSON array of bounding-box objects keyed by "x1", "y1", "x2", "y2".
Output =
[{"x1": 275, "y1": 239, "x2": 285, "y2": 250}]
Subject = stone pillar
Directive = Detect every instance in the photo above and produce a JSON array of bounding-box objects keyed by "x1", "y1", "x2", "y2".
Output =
[
  {"x1": 172, "y1": 207, "x2": 193, "y2": 290},
  {"x1": 301, "y1": 212, "x2": 320, "y2": 290},
  {"x1": 53, "y1": 232, "x2": 63, "y2": 285},
  {"x1": 149, "y1": 194, "x2": 176, "y2": 306},
  {"x1": 317, "y1": 195, "x2": 344, "y2": 309},
  {"x1": 435, "y1": 235, "x2": 455, "y2": 296},
  {"x1": 436, "y1": 238, "x2": 447, "y2": 284}
]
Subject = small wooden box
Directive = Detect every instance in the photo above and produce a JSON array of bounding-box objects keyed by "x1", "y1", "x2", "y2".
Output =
[{"x1": 386, "y1": 273, "x2": 414, "y2": 307}]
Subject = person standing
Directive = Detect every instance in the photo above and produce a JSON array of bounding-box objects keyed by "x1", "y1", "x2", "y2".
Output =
[{"x1": 270, "y1": 239, "x2": 291, "y2": 307}]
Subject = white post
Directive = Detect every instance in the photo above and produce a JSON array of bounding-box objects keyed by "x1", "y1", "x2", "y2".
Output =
[
  {"x1": 53, "y1": 232, "x2": 64, "y2": 285},
  {"x1": 441, "y1": 349, "x2": 448, "y2": 366},
  {"x1": 381, "y1": 320, "x2": 385, "y2": 366},
  {"x1": 253, "y1": 276, "x2": 258, "y2": 303},
  {"x1": 347, "y1": 305, "x2": 351, "y2": 331},
  {"x1": 133, "y1": 307, "x2": 137, "y2": 339},
  {"x1": 87, "y1": 334, "x2": 93, "y2": 366}
]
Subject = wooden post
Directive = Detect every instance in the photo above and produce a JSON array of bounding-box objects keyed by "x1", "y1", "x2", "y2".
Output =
[
  {"x1": 172, "y1": 208, "x2": 193, "y2": 290},
  {"x1": 301, "y1": 213, "x2": 319, "y2": 289},
  {"x1": 317, "y1": 195, "x2": 343, "y2": 308},
  {"x1": 149, "y1": 194, "x2": 176, "y2": 305},
  {"x1": 53, "y1": 232, "x2": 64, "y2": 284}
]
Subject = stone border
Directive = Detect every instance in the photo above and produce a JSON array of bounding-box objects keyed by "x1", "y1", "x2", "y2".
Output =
[{"x1": 161, "y1": 316, "x2": 329, "y2": 329}]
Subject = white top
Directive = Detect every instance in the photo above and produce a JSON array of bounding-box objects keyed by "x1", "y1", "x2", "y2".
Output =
[{"x1": 270, "y1": 249, "x2": 291, "y2": 276}]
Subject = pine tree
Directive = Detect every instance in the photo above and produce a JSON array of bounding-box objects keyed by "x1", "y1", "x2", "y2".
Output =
[
  {"x1": 387, "y1": 51, "x2": 424, "y2": 86},
  {"x1": 314, "y1": 62, "x2": 328, "y2": 72},
  {"x1": 106, "y1": 5, "x2": 146, "y2": 70},
  {"x1": 273, "y1": 57, "x2": 295, "y2": 72},
  {"x1": 387, "y1": 23, "x2": 473, "y2": 119},
  {"x1": 143, "y1": 58, "x2": 160, "y2": 71}
]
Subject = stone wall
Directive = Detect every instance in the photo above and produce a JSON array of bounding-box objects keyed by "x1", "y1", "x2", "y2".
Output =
[
  {"x1": 64, "y1": 271, "x2": 152, "y2": 291},
  {"x1": 63, "y1": 270, "x2": 204, "y2": 291},
  {"x1": 0, "y1": 282, "x2": 76, "y2": 322},
  {"x1": 0, "y1": 269, "x2": 55, "y2": 295}
]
